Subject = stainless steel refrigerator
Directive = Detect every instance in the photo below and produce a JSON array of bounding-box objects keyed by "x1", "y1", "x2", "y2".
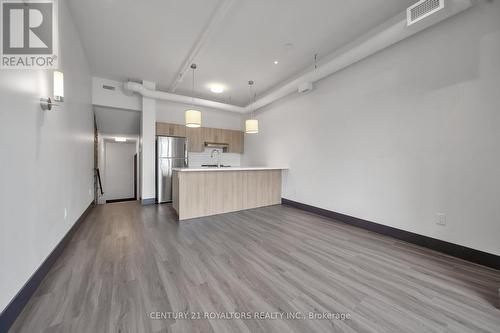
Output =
[{"x1": 156, "y1": 136, "x2": 187, "y2": 203}]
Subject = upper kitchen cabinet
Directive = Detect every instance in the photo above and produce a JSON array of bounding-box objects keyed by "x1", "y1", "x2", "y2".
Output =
[
  {"x1": 186, "y1": 127, "x2": 203, "y2": 152},
  {"x1": 155, "y1": 122, "x2": 244, "y2": 154},
  {"x1": 156, "y1": 122, "x2": 186, "y2": 137},
  {"x1": 203, "y1": 127, "x2": 243, "y2": 153},
  {"x1": 202, "y1": 127, "x2": 223, "y2": 143},
  {"x1": 228, "y1": 130, "x2": 244, "y2": 154}
]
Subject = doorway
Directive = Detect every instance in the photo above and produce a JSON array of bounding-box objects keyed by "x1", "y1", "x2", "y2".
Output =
[{"x1": 105, "y1": 141, "x2": 137, "y2": 203}]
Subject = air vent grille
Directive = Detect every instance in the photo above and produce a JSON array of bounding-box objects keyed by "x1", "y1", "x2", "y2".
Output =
[
  {"x1": 102, "y1": 85, "x2": 116, "y2": 91},
  {"x1": 407, "y1": 0, "x2": 444, "y2": 26}
]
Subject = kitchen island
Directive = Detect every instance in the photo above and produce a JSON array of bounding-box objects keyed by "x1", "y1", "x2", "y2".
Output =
[{"x1": 172, "y1": 167, "x2": 287, "y2": 220}]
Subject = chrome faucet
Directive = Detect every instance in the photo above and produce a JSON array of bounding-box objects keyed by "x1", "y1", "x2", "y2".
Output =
[{"x1": 211, "y1": 149, "x2": 221, "y2": 167}]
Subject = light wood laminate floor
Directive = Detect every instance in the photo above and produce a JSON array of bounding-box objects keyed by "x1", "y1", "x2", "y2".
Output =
[{"x1": 9, "y1": 202, "x2": 500, "y2": 333}]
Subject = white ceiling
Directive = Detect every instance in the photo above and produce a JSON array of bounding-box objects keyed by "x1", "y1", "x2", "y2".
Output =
[
  {"x1": 68, "y1": 0, "x2": 415, "y2": 106},
  {"x1": 94, "y1": 106, "x2": 140, "y2": 136}
]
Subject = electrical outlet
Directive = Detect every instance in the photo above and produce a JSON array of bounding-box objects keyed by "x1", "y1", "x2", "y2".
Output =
[
  {"x1": 436, "y1": 213, "x2": 446, "y2": 226},
  {"x1": 64, "y1": 208, "x2": 68, "y2": 219},
  {"x1": 89, "y1": 188, "x2": 92, "y2": 196}
]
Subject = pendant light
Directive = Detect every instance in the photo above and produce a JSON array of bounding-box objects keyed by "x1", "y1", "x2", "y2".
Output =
[
  {"x1": 245, "y1": 80, "x2": 259, "y2": 134},
  {"x1": 185, "y1": 64, "x2": 201, "y2": 128}
]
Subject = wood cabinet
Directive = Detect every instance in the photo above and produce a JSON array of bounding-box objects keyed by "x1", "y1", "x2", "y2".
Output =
[
  {"x1": 228, "y1": 130, "x2": 244, "y2": 154},
  {"x1": 155, "y1": 122, "x2": 244, "y2": 153},
  {"x1": 219, "y1": 129, "x2": 230, "y2": 146},
  {"x1": 202, "y1": 128, "x2": 243, "y2": 154},
  {"x1": 201, "y1": 127, "x2": 215, "y2": 143},
  {"x1": 156, "y1": 122, "x2": 186, "y2": 137},
  {"x1": 173, "y1": 169, "x2": 282, "y2": 220},
  {"x1": 202, "y1": 127, "x2": 224, "y2": 143},
  {"x1": 186, "y1": 127, "x2": 203, "y2": 152}
]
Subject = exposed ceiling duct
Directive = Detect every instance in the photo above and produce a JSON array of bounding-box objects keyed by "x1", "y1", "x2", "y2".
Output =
[
  {"x1": 124, "y1": 0, "x2": 479, "y2": 114},
  {"x1": 123, "y1": 81, "x2": 246, "y2": 113}
]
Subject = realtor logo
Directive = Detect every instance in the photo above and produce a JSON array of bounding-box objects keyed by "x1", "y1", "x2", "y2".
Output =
[{"x1": 1, "y1": 0, "x2": 58, "y2": 69}]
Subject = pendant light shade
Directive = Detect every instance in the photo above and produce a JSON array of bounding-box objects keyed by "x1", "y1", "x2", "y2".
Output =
[
  {"x1": 185, "y1": 64, "x2": 202, "y2": 127},
  {"x1": 245, "y1": 119, "x2": 259, "y2": 134},
  {"x1": 185, "y1": 110, "x2": 201, "y2": 128},
  {"x1": 245, "y1": 80, "x2": 259, "y2": 134}
]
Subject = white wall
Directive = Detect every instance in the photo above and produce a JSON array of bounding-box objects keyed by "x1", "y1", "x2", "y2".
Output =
[
  {"x1": 105, "y1": 142, "x2": 136, "y2": 200},
  {"x1": 94, "y1": 106, "x2": 141, "y2": 136},
  {"x1": 141, "y1": 81, "x2": 156, "y2": 202},
  {"x1": 244, "y1": 1, "x2": 500, "y2": 256},
  {"x1": 92, "y1": 77, "x2": 141, "y2": 111},
  {"x1": 0, "y1": 0, "x2": 94, "y2": 312}
]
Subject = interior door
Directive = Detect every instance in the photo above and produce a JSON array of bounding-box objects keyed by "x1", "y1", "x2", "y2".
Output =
[{"x1": 105, "y1": 142, "x2": 136, "y2": 202}]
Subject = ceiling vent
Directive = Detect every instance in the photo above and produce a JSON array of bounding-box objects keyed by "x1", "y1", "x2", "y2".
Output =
[
  {"x1": 102, "y1": 84, "x2": 116, "y2": 91},
  {"x1": 407, "y1": 0, "x2": 444, "y2": 26}
]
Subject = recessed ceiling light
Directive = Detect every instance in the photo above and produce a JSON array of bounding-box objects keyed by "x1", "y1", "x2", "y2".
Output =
[
  {"x1": 210, "y1": 84, "x2": 224, "y2": 94},
  {"x1": 115, "y1": 137, "x2": 127, "y2": 142},
  {"x1": 274, "y1": 60, "x2": 279, "y2": 65}
]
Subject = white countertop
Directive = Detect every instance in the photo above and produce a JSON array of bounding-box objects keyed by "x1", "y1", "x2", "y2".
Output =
[{"x1": 172, "y1": 166, "x2": 288, "y2": 172}]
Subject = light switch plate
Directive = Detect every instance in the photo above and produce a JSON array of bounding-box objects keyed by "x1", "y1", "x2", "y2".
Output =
[{"x1": 436, "y1": 213, "x2": 446, "y2": 226}]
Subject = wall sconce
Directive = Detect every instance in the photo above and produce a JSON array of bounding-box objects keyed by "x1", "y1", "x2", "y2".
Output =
[{"x1": 40, "y1": 70, "x2": 64, "y2": 111}]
